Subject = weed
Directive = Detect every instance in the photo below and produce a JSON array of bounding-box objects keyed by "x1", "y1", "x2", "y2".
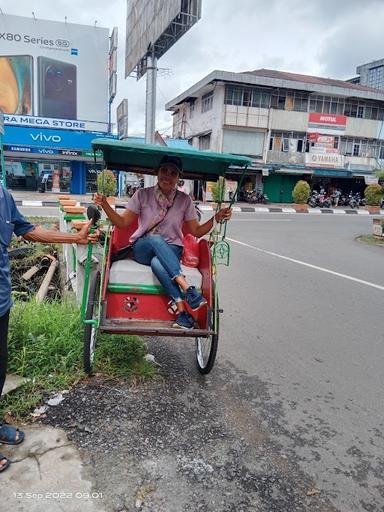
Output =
[
  {"x1": 357, "y1": 235, "x2": 384, "y2": 247},
  {"x1": 3, "y1": 300, "x2": 155, "y2": 420}
]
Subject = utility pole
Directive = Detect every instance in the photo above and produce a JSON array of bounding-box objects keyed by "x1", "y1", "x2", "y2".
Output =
[{"x1": 144, "y1": 47, "x2": 157, "y2": 187}]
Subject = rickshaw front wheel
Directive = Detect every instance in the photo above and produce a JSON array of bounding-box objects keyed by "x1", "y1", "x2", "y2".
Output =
[
  {"x1": 195, "y1": 305, "x2": 219, "y2": 374},
  {"x1": 83, "y1": 270, "x2": 100, "y2": 374}
]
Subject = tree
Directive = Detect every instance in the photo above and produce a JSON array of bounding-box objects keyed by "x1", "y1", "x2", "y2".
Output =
[{"x1": 292, "y1": 180, "x2": 310, "y2": 204}]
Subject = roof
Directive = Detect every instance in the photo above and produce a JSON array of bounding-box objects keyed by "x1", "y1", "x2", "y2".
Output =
[
  {"x1": 91, "y1": 139, "x2": 252, "y2": 179},
  {"x1": 124, "y1": 136, "x2": 193, "y2": 150},
  {"x1": 243, "y1": 68, "x2": 383, "y2": 94},
  {"x1": 166, "y1": 69, "x2": 384, "y2": 110}
]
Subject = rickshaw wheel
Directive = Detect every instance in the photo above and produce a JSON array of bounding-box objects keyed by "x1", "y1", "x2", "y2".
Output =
[
  {"x1": 83, "y1": 270, "x2": 100, "y2": 374},
  {"x1": 195, "y1": 303, "x2": 219, "y2": 374}
]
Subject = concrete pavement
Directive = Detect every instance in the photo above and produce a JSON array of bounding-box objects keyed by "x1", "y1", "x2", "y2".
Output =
[
  {"x1": 10, "y1": 190, "x2": 384, "y2": 215},
  {"x1": 1, "y1": 377, "x2": 104, "y2": 512}
]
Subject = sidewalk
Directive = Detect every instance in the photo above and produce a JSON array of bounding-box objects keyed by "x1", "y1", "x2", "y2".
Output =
[
  {"x1": 1, "y1": 377, "x2": 103, "y2": 512},
  {"x1": 11, "y1": 189, "x2": 384, "y2": 215}
]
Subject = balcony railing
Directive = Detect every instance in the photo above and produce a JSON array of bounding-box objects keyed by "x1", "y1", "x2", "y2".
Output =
[{"x1": 267, "y1": 151, "x2": 306, "y2": 165}]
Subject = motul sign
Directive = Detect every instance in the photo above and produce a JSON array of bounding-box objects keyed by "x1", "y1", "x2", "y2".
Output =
[{"x1": 308, "y1": 113, "x2": 347, "y2": 135}]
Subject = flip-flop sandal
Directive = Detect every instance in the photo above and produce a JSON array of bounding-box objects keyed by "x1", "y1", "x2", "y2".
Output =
[
  {"x1": 0, "y1": 454, "x2": 10, "y2": 473},
  {"x1": 0, "y1": 425, "x2": 25, "y2": 445}
]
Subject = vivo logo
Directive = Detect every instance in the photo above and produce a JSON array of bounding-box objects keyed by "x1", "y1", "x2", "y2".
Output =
[
  {"x1": 30, "y1": 133, "x2": 62, "y2": 143},
  {"x1": 38, "y1": 149, "x2": 55, "y2": 154}
]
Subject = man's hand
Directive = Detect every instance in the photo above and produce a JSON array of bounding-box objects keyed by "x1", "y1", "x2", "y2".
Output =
[
  {"x1": 215, "y1": 207, "x2": 232, "y2": 223},
  {"x1": 76, "y1": 221, "x2": 99, "y2": 245},
  {"x1": 93, "y1": 193, "x2": 108, "y2": 209}
]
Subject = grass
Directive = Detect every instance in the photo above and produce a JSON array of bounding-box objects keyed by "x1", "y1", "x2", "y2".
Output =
[
  {"x1": 3, "y1": 299, "x2": 156, "y2": 420},
  {"x1": 357, "y1": 235, "x2": 384, "y2": 247}
]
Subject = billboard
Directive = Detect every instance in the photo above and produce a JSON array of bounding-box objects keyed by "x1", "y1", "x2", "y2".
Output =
[
  {"x1": 125, "y1": 0, "x2": 202, "y2": 78},
  {"x1": 117, "y1": 99, "x2": 128, "y2": 139},
  {"x1": 0, "y1": 14, "x2": 109, "y2": 132},
  {"x1": 308, "y1": 113, "x2": 347, "y2": 136}
]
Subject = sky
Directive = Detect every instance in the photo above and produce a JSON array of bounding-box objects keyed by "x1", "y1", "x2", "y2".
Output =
[{"x1": 1, "y1": 0, "x2": 384, "y2": 136}]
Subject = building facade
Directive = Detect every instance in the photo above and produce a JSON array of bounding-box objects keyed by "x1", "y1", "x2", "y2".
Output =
[
  {"x1": 166, "y1": 69, "x2": 384, "y2": 202},
  {"x1": 351, "y1": 58, "x2": 384, "y2": 90}
]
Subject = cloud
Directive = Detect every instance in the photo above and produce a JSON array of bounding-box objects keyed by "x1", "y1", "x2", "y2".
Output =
[{"x1": 2, "y1": 0, "x2": 384, "y2": 135}]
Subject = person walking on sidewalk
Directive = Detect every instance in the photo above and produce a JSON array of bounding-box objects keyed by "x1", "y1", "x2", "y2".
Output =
[
  {"x1": 0, "y1": 184, "x2": 96, "y2": 473},
  {"x1": 94, "y1": 156, "x2": 232, "y2": 329}
]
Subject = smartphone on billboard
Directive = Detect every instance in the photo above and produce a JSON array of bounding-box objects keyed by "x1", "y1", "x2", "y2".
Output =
[
  {"x1": 0, "y1": 55, "x2": 33, "y2": 115},
  {"x1": 38, "y1": 57, "x2": 77, "y2": 119}
]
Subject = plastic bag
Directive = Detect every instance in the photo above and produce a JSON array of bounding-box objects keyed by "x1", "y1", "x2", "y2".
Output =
[{"x1": 181, "y1": 234, "x2": 199, "y2": 268}]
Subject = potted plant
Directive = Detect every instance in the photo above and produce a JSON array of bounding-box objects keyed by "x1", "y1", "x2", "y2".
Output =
[
  {"x1": 364, "y1": 184, "x2": 383, "y2": 213},
  {"x1": 292, "y1": 180, "x2": 310, "y2": 211},
  {"x1": 97, "y1": 169, "x2": 117, "y2": 204}
]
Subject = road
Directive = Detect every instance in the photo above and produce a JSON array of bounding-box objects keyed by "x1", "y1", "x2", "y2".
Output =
[
  {"x1": 221, "y1": 214, "x2": 384, "y2": 511},
  {"x1": 24, "y1": 209, "x2": 384, "y2": 511}
]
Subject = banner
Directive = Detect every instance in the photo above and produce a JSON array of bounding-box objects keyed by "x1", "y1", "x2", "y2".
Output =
[
  {"x1": 0, "y1": 14, "x2": 109, "y2": 131},
  {"x1": 308, "y1": 113, "x2": 347, "y2": 135}
]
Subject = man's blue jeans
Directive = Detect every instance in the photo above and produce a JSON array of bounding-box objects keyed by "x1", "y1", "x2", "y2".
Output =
[{"x1": 132, "y1": 235, "x2": 183, "y2": 302}]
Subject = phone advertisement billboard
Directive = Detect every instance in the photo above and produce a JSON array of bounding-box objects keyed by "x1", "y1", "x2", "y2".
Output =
[{"x1": 0, "y1": 14, "x2": 109, "y2": 132}]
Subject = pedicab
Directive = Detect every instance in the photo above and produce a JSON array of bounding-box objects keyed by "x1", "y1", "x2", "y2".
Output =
[{"x1": 81, "y1": 139, "x2": 251, "y2": 374}]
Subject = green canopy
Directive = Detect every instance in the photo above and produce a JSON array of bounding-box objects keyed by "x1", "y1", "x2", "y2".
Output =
[{"x1": 91, "y1": 139, "x2": 252, "y2": 179}]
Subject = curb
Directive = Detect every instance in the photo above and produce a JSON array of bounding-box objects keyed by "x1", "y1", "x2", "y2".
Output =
[{"x1": 15, "y1": 200, "x2": 384, "y2": 216}]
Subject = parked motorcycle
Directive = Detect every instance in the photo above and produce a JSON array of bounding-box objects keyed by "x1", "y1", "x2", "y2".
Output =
[
  {"x1": 244, "y1": 189, "x2": 269, "y2": 204},
  {"x1": 348, "y1": 192, "x2": 359, "y2": 209},
  {"x1": 308, "y1": 191, "x2": 319, "y2": 208}
]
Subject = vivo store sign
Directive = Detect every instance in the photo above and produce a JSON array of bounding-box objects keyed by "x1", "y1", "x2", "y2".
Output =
[
  {"x1": 0, "y1": 14, "x2": 109, "y2": 132},
  {"x1": 3, "y1": 125, "x2": 115, "y2": 150}
]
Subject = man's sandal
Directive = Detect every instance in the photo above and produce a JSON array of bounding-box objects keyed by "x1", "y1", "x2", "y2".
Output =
[
  {"x1": 0, "y1": 454, "x2": 10, "y2": 473},
  {"x1": 0, "y1": 425, "x2": 25, "y2": 445}
]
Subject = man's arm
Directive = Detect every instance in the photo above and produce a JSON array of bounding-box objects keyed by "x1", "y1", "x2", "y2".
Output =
[
  {"x1": 93, "y1": 193, "x2": 138, "y2": 228},
  {"x1": 23, "y1": 222, "x2": 92, "y2": 245}
]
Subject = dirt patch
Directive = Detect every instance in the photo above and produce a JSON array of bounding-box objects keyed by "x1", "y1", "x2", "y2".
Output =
[{"x1": 42, "y1": 337, "x2": 338, "y2": 512}]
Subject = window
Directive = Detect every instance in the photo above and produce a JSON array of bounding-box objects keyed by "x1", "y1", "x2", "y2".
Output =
[
  {"x1": 282, "y1": 138, "x2": 289, "y2": 152},
  {"x1": 252, "y1": 90, "x2": 261, "y2": 107},
  {"x1": 243, "y1": 89, "x2": 252, "y2": 106},
  {"x1": 260, "y1": 92, "x2": 270, "y2": 108},
  {"x1": 199, "y1": 133, "x2": 211, "y2": 150},
  {"x1": 353, "y1": 143, "x2": 360, "y2": 156},
  {"x1": 189, "y1": 101, "x2": 195, "y2": 118},
  {"x1": 293, "y1": 94, "x2": 308, "y2": 112},
  {"x1": 201, "y1": 92, "x2": 213, "y2": 113},
  {"x1": 297, "y1": 139, "x2": 304, "y2": 152}
]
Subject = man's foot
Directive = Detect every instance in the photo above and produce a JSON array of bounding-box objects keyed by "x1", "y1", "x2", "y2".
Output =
[
  {"x1": 173, "y1": 311, "x2": 194, "y2": 329},
  {"x1": 0, "y1": 454, "x2": 10, "y2": 473},
  {"x1": 0, "y1": 425, "x2": 25, "y2": 445},
  {"x1": 185, "y1": 286, "x2": 207, "y2": 311}
]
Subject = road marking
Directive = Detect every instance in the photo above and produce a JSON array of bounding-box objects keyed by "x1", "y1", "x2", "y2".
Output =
[
  {"x1": 22, "y1": 200, "x2": 43, "y2": 207},
  {"x1": 227, "y1": 237, "x2": 384, "y2": 292},
  {"x1": 231, "y1": 219, "x2": 292, "y2": 222}
]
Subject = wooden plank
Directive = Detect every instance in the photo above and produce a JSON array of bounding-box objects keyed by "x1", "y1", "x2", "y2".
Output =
[{"x1": 100, "y1": 318, "x2": 213, "y2": 337}]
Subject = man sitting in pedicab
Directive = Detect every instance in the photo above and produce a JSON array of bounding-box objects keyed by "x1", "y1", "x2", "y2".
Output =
[{"x1": 94, "y1": 156, "x2": 231, "y2": 329}]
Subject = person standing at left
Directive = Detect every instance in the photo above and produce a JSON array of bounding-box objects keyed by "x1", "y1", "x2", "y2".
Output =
[{"x1": 0, "y1": 184, "x2": 96, "y2": 473}]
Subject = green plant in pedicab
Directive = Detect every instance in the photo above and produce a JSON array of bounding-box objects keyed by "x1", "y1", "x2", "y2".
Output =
[
  {"x1": 97, "y1": 169, "x2": 116, "y2": 197},
  {"x1": 364, "y1": 184, "x2": 383, "y2": 206},
  {"x1": 210, "y1": 177, "x2": 231, "y2": 266},
  {"x1": 211, "y1": 176, "x2": 226, "y2": 203},
  {"x1": 292, "y1": 180, "x2": 311, "y2": 204}
]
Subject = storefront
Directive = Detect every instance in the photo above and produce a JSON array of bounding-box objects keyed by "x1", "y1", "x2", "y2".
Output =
[{"x1": 2, "y1": 125, "x2": 115, "y2": 194}]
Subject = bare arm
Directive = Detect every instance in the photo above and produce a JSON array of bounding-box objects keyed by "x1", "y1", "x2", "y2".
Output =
[
  {"x1": 186, "y1": 207, "x2": 232, "y2": 238},
  {"x1": 93, "y1": 193, "x2": 138, "y2": 228},
  {"x1": 23, "y1": 222, "x2": 92, "y2": 245}
]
